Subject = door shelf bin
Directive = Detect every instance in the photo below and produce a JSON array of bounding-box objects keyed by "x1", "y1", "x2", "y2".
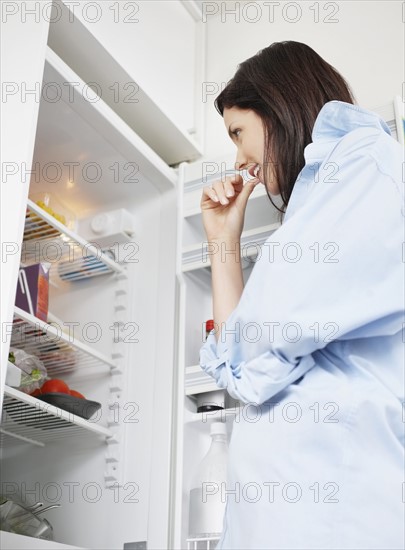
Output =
[
  {"x1": 185, "y1": 365, "x2": 218, "y2": 396},
  {"x1": 182, "y1": 223, "x2": 281, "y2": 272}
]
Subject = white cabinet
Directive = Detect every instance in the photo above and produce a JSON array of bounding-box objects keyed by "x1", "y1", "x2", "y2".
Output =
[{"x1": 48, "y1": 0, "x2": 204, "y2": 165}]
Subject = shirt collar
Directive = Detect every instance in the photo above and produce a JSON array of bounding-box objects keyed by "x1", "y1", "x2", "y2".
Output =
[
  {"x1": 302, "y1": 100, "x2": 392, "y2": 164},
  {"x1": 311, "y1": 100, "x2": 391, "y2": 142},
  {"x1": 283, "y1": 101, "x2": 391, "y2": 223}
]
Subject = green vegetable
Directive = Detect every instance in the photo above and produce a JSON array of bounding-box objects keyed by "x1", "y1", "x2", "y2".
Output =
[{"x1": 8, "y1": 352, "x2": 15, "y2": 364}]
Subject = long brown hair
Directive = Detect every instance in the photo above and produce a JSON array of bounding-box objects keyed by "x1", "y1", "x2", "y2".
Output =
[{"x1": 214, "y1": 41, "x2": 356, "y2": 220}]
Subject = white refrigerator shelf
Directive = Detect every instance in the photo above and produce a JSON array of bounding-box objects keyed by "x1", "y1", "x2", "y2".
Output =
[
  {"x1": 11, "y1": 307, "x2": 118, "y2": 377},
  {"x1": 23, "y1": 199, "x2": 125, "y2": 282},
  {"x1": 185, "y1": 365, "x2": 218, "y2": 396},
  {"x1": 181, "y1": 222, "x2": 280, "y2": 272},
  {"x1": 0, "y1": 386, "x2": 112, "y2": 447},
  {"x1": 188, "y1": 408, "x2": 240, "y2": 425}
]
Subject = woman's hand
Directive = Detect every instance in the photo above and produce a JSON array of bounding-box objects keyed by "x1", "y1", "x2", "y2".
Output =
[{"x1": 200, "y1": 174, "x2": 260, "y2": 242}]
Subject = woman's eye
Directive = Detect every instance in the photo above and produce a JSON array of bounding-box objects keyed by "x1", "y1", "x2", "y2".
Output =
[{"x1": 232, "y1": 129, "x2": 241, "y2": 138}]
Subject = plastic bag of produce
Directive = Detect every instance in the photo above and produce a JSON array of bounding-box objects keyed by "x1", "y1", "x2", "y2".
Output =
[{"x1": 8, "y1": 348, "x2": 47, "y2": 394}]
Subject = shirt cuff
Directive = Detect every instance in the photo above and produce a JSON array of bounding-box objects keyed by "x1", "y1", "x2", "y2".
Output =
[
  {"x1": 199, "y1": 330, "x2": 316, "y2": 405},
  {"x1": 199, "y1": 330, "x2": 233, "y2": 388}
]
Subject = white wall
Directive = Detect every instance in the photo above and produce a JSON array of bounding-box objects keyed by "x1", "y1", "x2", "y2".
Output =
[{"x1": 200, "y1": 0, "x2": 404, "y2": 160}]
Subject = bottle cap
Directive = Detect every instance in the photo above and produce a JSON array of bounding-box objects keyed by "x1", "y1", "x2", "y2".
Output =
[
  {"x1": 210, "y1": 421, "x2": 227, "y2": 436},
  {"x1": 206, "y1": 319, "x2": 215, "y2": 332}
]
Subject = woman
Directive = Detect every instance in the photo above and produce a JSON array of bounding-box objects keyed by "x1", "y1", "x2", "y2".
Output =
[{"x1": 199, "y1": 41, "x2": 404, "y2": 550}]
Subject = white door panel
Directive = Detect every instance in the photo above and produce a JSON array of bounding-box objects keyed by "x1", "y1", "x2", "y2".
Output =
[{"x1": 0, "y1": 4, "x2": 50, "y2": 414}]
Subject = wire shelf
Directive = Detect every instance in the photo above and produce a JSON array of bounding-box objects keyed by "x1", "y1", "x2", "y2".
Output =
[
  {"x1": 11, "y1": 307, "x2": 117, "y2": 377},
  {"x1": 21, "y1": 200, "x2": 125, "y2": 282},
  {"x1": 24, "y1": 209, "x2": 61, "y2": 241},
  {"x1": 1, "y1": 386, "x2": 111, "y2": 447}
]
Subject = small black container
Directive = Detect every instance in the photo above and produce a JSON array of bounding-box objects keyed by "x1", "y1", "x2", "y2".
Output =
[{"x1": 36, "y1": 393, "x2": 101, "y2": 420}]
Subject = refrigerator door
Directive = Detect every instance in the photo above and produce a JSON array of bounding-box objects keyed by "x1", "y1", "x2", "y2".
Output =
[{"x1": 0, "y1": 11, "x2": 50, "y2": 414}]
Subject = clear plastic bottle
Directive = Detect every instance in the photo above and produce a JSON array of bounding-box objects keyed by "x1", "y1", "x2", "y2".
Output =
[{"x1": 188, "y1": 421, "x2": 228, "y2": 539}]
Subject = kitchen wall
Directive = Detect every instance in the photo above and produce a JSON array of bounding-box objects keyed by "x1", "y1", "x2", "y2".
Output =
[{"x1": 200, "y1": 0, "x2": 404, "y2": 161}]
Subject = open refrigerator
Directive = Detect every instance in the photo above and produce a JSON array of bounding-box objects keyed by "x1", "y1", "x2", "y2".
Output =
[
  {"x1": 1, "y1": 12, "x2": 180, "y2": 548},
  {"x1": 1, "y1": 5, "x2": 402, "y2": 550},
  {"x1": 0, "y1": 6, "x2": 276, "y2": 549}
]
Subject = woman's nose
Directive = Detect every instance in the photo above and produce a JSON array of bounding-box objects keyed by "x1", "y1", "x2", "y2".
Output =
[{"x1": 235, "y1": 153, "x2": 247, "y2": 172}]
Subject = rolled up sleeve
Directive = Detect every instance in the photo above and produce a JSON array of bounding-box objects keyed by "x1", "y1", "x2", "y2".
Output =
[{"x1": 200, "y1": 330, "x2": 316, "y2": 404}]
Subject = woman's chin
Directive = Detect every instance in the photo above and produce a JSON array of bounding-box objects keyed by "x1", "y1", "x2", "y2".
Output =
[{"x1": 265, "y1": 184, "x2": 280, "y2": 196}]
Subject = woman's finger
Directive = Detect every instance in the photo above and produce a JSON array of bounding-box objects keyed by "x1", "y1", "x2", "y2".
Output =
[
  {"x1": 201, "y1": 185, "x2": 220, "y2": 204},
  {"x1": 211, "y1": 180, "x2": 230, "y2": 205},
  {"x1": 211, "y1": 174, "x2": 244, "y2": 205},
  {"x1": 225, "y1": 174, "x2": 244, "y2": 196}
]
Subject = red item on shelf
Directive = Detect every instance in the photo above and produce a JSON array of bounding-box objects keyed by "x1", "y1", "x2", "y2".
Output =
[
  {"x1": 205, "y1": 319, "x2": 215, "y2": 334},
  {"x1": 40, "y1": 379, "x2": 70, "y2": 395},
  {"x1": 70, "y1": 390, "x2": 85, "y2": 399}
]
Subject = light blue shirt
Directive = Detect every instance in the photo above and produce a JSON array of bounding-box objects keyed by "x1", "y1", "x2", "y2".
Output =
[{"x1": 199, "y1": 101, "x2": 404, "y2": 549}]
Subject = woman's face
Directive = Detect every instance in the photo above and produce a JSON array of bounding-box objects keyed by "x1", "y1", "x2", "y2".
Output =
[{"x1": 223, "y1": 106, "x2": 279, "y2": 195}]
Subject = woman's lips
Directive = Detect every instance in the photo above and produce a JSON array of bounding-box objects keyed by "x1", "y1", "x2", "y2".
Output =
[
  {"x1": 247, "y1": 164, "x2": 262, "y2": 183},
  {"x1": 248, "y1": 164, "x2": 260, "y2": 179},
  {"x1": 247, "y1": 164, "x2": 257, "y2": 177}
]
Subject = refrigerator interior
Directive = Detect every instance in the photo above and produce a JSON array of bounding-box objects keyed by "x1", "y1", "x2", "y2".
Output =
[{"x1": 0, "y1": 43, "x2": 178, "y2": 550}]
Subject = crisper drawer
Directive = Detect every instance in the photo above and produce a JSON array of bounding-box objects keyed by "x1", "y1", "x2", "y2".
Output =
[{"x1": 0, "y1": 531, "x2": 87, "y2": 550}]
